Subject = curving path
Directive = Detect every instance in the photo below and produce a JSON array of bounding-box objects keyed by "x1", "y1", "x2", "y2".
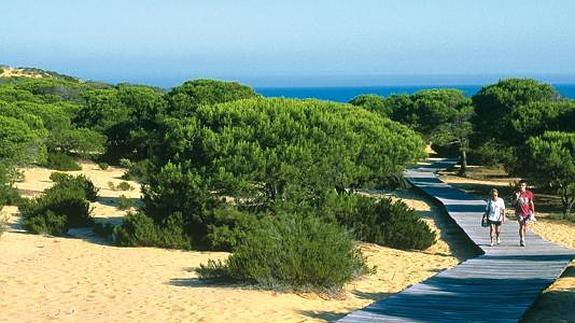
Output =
[{"x1": 339, "y1": 158, "x2": 575, "y2": 322}]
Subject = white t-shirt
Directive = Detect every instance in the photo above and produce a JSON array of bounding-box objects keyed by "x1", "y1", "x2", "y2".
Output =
[{"x1": 485, "y1": 197, "x2": 505, "y2": 222}]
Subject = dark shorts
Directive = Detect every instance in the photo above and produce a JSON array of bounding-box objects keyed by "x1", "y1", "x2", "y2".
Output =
[{"x1": 488, "y1": 220, "x2": 502, "y2": 226}]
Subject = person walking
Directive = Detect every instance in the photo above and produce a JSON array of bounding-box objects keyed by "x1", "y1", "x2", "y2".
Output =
[
  {"x1": 483, "y1": 188, "x2": 506, "y2": 247},
  {"x1": 513, "y1": 179, "x2": 535, "y2": 247}
]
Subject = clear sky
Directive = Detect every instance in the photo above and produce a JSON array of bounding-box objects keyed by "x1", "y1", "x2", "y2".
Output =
[{"x1": 2, "y1": 0, "x2": 575, "y2": 87}]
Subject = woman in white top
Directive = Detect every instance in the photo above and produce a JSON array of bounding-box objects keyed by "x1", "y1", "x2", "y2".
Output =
[{"x1": 482, "y1": 188, "x2": 506, "y2": 247}]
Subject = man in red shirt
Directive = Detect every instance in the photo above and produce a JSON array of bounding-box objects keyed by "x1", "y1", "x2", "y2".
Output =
[{"x1": 513, "y1": 179, "x2": 535, "y2": 247}]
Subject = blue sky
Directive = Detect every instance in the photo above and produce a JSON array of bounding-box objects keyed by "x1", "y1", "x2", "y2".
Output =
[{"x1": 2, "y1": 0, "x2": 575, "y2": 87}]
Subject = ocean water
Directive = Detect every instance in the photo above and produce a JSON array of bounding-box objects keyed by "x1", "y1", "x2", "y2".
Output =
[{"x1": 256, "y1": 84, "x2": 575, "y2": 102}]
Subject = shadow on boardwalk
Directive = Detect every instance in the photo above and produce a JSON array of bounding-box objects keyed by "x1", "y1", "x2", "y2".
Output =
[{"x1": 521, "y1": 263, "x2": 575, "y2": 322}]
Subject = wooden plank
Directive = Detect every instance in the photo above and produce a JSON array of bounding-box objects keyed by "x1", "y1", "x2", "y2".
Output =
[{"x1": 338, "y1": 158, "x2": 575, "y2": 322}]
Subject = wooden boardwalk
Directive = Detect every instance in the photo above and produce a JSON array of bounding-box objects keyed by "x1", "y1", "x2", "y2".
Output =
[{"x1": 339, "y1": 158, "x2": 575, "y2": 322}]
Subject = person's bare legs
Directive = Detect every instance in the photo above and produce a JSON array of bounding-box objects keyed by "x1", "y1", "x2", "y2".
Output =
[
  {"x1": 490, "y1": 224, "x2": 495, "y2": 246},
  {"x1": 519, "y1": 221, "x2": 527, "y2": 246},
  {"x1": 495, "y1": 224, "x2": 502, "y2": 244}
]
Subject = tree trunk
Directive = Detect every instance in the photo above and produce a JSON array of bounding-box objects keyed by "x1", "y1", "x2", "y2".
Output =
[
  {"x1": 458, "y1": 148, "x2": 467, "y2": 177},
  {"x1": 563, "y1": 195, "x2": 575, "y2": 217}
]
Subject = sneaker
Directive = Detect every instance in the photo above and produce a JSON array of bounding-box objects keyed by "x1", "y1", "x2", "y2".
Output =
[
  {"x1": 497, "y1": 237, "x2": 501, "y2": 245},
  {"x1": 520, "y1": 239, "x2": 525, "y2": 247},
  {"x1": 490, "y1": 241, "x2": 494, "y2": 247}
]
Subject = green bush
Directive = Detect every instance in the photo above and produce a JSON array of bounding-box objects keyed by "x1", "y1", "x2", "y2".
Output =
[
  {"x1": 49, "y1": 173, "x2": 99, "y2": 202},
  {"x1": 116, "y1": 181, "x2": 134, "y2": 191},
  {"x1": 323, "y1": 193, "x2": 436, "y2": 250},
  {"x1": 128, "y1": 159, "x2": 152, "y2": 181},
  {"x1": 48, "y1": 172, "x2": 69, "y2": 183},
  {"x1": 204, "y1": 206, "x2": 260, "y2": 251},
  {"x1": 21, "y1": 183, "x2": 92, "y2": 235},
  {"x1": 469, "y1": 139, "x2": 517, "y2": 168},
  {"x1": 372, "y1": 197, "x2": 436, "y2": 250},
  {"x1": 93, "y1": 222, "x2": 116, "y2": 239},
  {"x1": 119, "y1": 158, "x2": 132, "y2": 169},
  {"x1": 98, "y1": 162, "x2": 109, "y2": 170},
  {"x1": 116, "y1": 195, "x2": 134, "y2": 210},
  {"x1": 141, "y1": 162, "x2": 219, "y2": 242},
  {"x1": 197, "y1": 212, "x2": 369, "y2": 291},
  {"x1": 23, "y1": 210, "x2": 67, "y2": 235},
  {"x1": 44, "y1": 152, "x2": 81, "y2": 171},
  {"x1": 114, "y1": 212, "x2": 192, "y2": 249},
  {"x1": 0, "y1": 184, "x2": 22, "y2": 206}
]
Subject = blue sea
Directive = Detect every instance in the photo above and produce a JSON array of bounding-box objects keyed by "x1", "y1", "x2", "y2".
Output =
[{"x1": 256, "y1": 84, "x2": 575, "y2": 102}]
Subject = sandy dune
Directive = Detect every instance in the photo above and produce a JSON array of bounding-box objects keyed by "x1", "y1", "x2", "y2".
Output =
[
  {"x1": 0, "y1": 67, "x2": 43, "y2": 79},
  {"x1": 0, "y1": 162, "x2": 475, "y2": 322}
]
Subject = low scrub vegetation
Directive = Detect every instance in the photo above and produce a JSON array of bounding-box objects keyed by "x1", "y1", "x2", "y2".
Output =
[
  {"x1": 197, "y1": 212, "x2": 370, "y2": 291},
  {"x1": 116, "y1": 181, "x2": 134, "y2": 191},
  {"x1": 49, "y1": 172, "x2": 99, "y2": 202},
  {"x1": 113, "y1": 212, "x2": 192, "y2": 249},
  {"x1": 44, "y1": 152, "x2": 81, "y2": 171},
  {"x1": 116, "y1": 194, "x2": 134, "y2": 210},
  {"x1": 324, "y1": 193, "x2": 436, "y2": 250},
  {"x1": 21, "y1": 174, "x2": 96, "y2": 235}
]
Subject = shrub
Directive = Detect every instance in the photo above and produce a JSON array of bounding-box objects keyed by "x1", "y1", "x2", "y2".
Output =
[
  {"x1": 21, "y1": 183, "x2": 92, "y2": 235},
  {"x1": 372, "y1": 197, "x2": 436, "y2": 250},
  {"x1": 204, "y1": 206, "x2": 260, "y2": 251},
  {"x1": 116, "y1": 195, "x2": 134, "y2": 210},
  {"x1": 196, "y1": 212, "x2": 369, "y2": 291},
  {"x1": 98, "y1": 162, "x2": 109, "y2": 170},
  {"x1": 117, "y1": 181, "x2": 134, "y2": 191},
  {"x1": 469, "y1": 139, "x2": 517, "y2": 169},
  {"x1": 93, "y1": 222, "x2": 116, "y2": 239},
  {"x1": 23, "y1": 210, "x2": 67, "y2": 235},
  {"x1": 120, "y1": 172, "x2": 131, "y2": 180},
  {"x1": 114, "y1": 212, "x2": 192, "y2": 250},
  {"x1": 119, "y1": 159, "x2": 152, "y2": 182},
  {"x1": 324, "y1": 193, "x2": 436, "y2": 250},
  {"x1": 119, "y1": 158, "x2": 132, "y2": 169},
  {"x1": 107, "y1": 181, "x2": 116, "y2": 190},
  {"x1": 44, "y1": 152, "x2": 81, "y2": 171},
  {"x1": 0, "y1": 184, "x2": 23, "y2": 206},
  {"x1": 49, "y1": 172, "x2": 70, "y2": 183},
  {"x1": 141, "y1": 162, "x2": 220, "y2": 241},
  {"x1": 49, "y1": 173, "x2": 99, "y2": 202},
  {"x1": 129, "y1": 159, "x2": 152, "y2": 181}
]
